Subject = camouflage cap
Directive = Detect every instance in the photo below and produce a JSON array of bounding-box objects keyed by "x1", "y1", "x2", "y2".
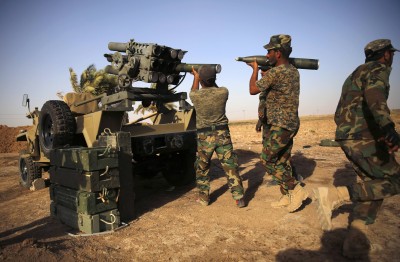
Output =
[
  {"x1": 364, "y1": 39, "x2": 399, "y2": 58},
  {"x1": 198, "y1": 65, "x2": 216, "y2": 82},
  {"x1": 263, "y1": 34, "x2": 292, "y2": 50}
]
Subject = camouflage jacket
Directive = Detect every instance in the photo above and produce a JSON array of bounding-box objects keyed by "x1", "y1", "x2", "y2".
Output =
[
  {"x1": 189, "y1": 87, "x2": 229, "y2": 129},
  {"x1": 256, "y1": 64, "x2": 300, "y2": 131},
  {"x1": 335, "y1": 61, "x2": 394, "y2": 140}
]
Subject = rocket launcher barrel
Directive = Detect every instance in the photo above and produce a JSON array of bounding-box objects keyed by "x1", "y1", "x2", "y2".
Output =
[
  {"x1": 108, "y1": 42, "x2": 129, "y2": 52},
  {"x1": 236, "y1": 56, "x2": 319, "y2": 70},
  {"x1": 175, "y1": 63, "x2": 221, "y2": 74}
]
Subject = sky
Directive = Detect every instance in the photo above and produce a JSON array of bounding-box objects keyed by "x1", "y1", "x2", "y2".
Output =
[{"x1": 0, "y1": 0, "x2": 399, "y2": 127}]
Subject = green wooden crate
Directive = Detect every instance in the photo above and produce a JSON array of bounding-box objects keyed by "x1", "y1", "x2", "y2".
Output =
[
  {"x1": 50, "y1": 147, "x2": 119, "y2": 171},
  {"x1": 49, "y1": 184, "x2": 118, "y2": 215},
  {"x1": 49, "y1": 166, "x2": 120, "y2": 192},
  {"x1": 51, "y1": 203, "x2": 120, "y2": 234}
]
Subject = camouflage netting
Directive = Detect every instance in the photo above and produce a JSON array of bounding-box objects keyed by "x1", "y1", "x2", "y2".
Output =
[{"x1": 0, "y1": 125, "x2": 30, "y2": 153}]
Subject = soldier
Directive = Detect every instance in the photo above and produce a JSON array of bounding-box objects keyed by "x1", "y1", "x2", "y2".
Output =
[
  {"x1": 314, "y1": 39, "x2": 400, "y2": 258},
  {"x1": 189, "y1": 66, "x2": 245, "y2": 208},
  {"x1": 246, "y1": 34, "x2": 308, "y2": 212}
]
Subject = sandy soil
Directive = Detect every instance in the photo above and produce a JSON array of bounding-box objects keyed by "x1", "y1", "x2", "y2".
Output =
[{"x1": 1, "y1": 114, "x2": 400, "y2": 262}]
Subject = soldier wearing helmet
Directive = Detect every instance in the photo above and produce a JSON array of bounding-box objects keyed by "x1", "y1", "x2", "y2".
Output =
[
  {"x1": 246, "y1": 34, "x2": 308, "y2": 213},
  {"x1": 314, "y1": 39, "x2": 400, "y2": 258}
]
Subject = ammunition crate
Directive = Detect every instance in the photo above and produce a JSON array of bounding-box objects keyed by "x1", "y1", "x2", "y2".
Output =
[
  {"x1": 49, "y1": 166, "x2": 120, "y2": 192},
  {"x1": 50, "y1": 147, "x2": 119, "y2": 171},
  {"x1": 49, "y1": 184, "x2": 118, "y2": 215},
  {"x1": 50, "y1": 202, "x2": 120, "y2": 234},
  {"x1": 98, "y1": 131, "x2": 132, "y2": 153}
]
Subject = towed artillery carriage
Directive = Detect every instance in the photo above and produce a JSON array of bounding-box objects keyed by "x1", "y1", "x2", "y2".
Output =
[
  {"x1": 17, "y1": 38, "x2": 221, "y2": 232},
  {"x1": 16, "y1": 95, "x2": 51, "y2": 189}
]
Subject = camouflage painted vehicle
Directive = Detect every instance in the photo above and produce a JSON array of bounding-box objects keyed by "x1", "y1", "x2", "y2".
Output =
[{"x1": 25, "y1": 38, "x2": 221, "y2": 189}]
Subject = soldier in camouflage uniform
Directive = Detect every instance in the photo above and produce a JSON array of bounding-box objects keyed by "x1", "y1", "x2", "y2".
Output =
[
  {"x1": 189, "y1": 66, "x2": 245, "y2": 208},
  {"x1": 246, "y1": 34, "x2": 308, "y2": 212},
  {"x1": 313, "y1": 39, "x2": 400, "y2": 258}
]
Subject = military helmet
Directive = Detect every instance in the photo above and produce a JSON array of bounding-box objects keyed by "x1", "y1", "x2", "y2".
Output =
[
  {"x1": 364, "y1": 39, "x2": 399, "y2": 58},
  {"x1": 264, "y1": 34, "x2": 292, "y2": 50}
]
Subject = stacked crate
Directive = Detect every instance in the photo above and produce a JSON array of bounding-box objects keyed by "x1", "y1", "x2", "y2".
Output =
[{"x1": 49, "y1": 131, "x2": 134, "y2": 234}]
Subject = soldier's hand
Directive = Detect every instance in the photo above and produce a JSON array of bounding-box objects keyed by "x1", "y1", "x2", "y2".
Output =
[
  {"x1": 389, "y1": 144, "x2": 399, "y2": 154},
  {"x1": 246, "y1": 61, "x2": 258, "y2": 71},
  {"x1": 384, "y1": 138, "x2": 399, "y2": 154},
  {"x1": 380, "y1": 123, "x2": 400, "y2": 154},
  {"x1": 256, "y1": 120, "x2": 262, "y2": 132},
  {"x1": 191, "y1": 66, "x2": 199, "y2": 78}
]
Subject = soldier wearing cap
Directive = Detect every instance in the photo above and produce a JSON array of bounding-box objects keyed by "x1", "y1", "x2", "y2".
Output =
[
  {"x1": 189, "y1": 66, "x2": 245, "y2": 208},
  {"x1": 246, "y1": 34, "x2": 309, "y2": 212},
  {"x1": 314, "y1": 39, "x2": 400, "y2": 258}
]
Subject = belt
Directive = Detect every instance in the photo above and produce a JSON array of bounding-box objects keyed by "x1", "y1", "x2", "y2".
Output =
[{"x1": 197, "y1": 124, "x2": 229, "y2": 133}]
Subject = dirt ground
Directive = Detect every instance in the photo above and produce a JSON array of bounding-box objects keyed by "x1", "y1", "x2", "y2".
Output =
[{"x1": 1, "y1": 114, "x2": 400, "y2": 262}]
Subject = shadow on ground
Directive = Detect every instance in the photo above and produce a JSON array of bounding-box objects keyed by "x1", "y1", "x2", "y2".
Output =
[
  {"x1": 0, "y1": 216, "x2": 71, "y2": 250},
  {"x1": 276, "y1": 227, "x2": 371, "y2": 262},
  {"x1": 132, "y1": 173, "x2": 195, "y2": 218}
]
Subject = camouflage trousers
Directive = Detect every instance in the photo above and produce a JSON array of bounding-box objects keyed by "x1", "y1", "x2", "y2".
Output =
[
  {"x1": 338, "y1": 139, "x2": 400, "y2": 224},
  {"x1": 195, "y1": 128, "x2": 244, "y2": 200},
  {"x1": 261, "y1": 124, "x2": 299, "y2": 194}
]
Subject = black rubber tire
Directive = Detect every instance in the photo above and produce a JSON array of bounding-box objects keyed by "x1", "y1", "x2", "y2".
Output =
[
  {"x1": 38, "y1": 100, "x2": 75, "y2": 157},
  {"x1": 163, "y1": 150, "x2": 196, "y2": 186},
  {"x1": 19, "y1": 152, "x2": 41, "y2": 188}
]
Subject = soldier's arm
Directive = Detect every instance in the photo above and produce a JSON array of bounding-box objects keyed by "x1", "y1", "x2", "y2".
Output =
[
  {"x1": 364, "y1": 69, "x2": 399, "y2": 152},
  {"x1": 190, "y1": 66, "x2": 200, "y2": 91},
  {"x1": 256, "y1": 119, "x2": 262, "y2": 132},
  {"x1": 247, "y1": 61, "x2": 261, "y2": 95},
  {"x1": 364, "y1": 69, "x2": 393, "y2": 128}
]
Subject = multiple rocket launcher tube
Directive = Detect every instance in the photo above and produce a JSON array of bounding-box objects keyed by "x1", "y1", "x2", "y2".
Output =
[
  {"x1": 105, "y1": 40, "x2": 319, "y2": 86},
  {"x1": 106, "y1": 41, "x2": 222, "y2": 85}
]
